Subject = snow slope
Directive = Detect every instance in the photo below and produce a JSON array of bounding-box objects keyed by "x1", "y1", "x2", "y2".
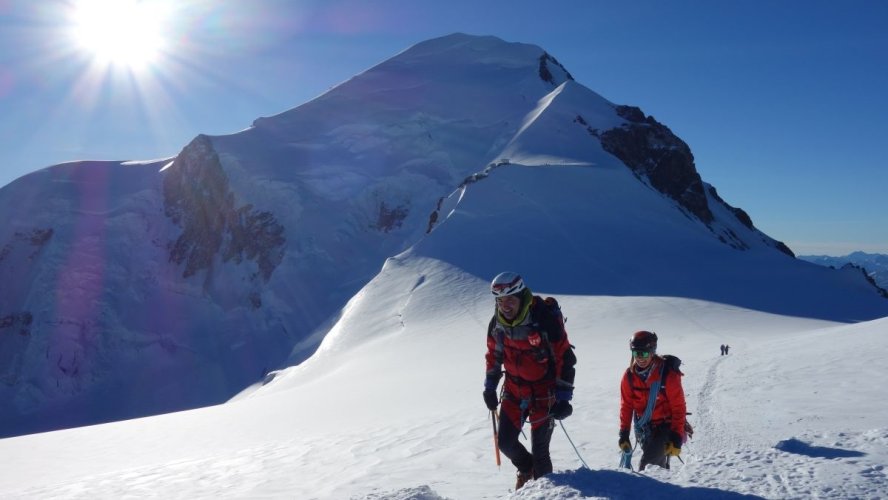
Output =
[
  {"x1": 1, "y1": 155, "x2": 887, "y2": 497},
  {"x1": 0, "y1": 254, "x2": 884, "y2": 499},
  {"x1": 0, "y1": 34, "x2": 595, "y2": 436}
]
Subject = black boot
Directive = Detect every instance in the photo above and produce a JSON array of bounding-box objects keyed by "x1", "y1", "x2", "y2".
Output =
[{"x1": 515, "y1": 469, "x2": 533, "y2": 490}]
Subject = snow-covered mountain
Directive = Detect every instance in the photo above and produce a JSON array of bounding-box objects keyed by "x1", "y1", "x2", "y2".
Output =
[
  {"x1": 0, "y1": 237, "x2": 886, "y2": 498},
  {"x1": 799, "y1": 252, "x2": 888, "y2": 291},
  {"x1": 1, "y1": 33, "x2": 886, "y2": 439}
]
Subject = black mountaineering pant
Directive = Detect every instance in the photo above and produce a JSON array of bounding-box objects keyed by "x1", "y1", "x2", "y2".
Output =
[
  {"x1": 639, "y1": 422, "x2": 671, "y2": 470},
  {"x1": 497, "y1": 413, "x2": 555, "y2": 478}
]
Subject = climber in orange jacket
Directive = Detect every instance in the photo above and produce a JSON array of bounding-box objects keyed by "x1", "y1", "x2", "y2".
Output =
[{"x1": 618, "y1": 330, "x2": 687, "y2": 470}]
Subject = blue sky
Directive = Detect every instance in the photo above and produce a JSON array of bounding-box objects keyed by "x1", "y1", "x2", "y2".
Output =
[{"x1": 1, "y1": 0, "x2": 886, "y2": 256}]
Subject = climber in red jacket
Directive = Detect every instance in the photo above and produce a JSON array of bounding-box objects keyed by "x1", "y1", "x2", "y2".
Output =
[
  {"x1": 483, "y1": 271, "x2": 576, "y2": 490},
  {"x1": 618, "y1": 330, "x2": 687, "y2": 470}
]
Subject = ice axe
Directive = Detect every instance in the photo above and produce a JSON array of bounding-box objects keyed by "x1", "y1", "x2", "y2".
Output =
[{"x1": 491, "y1": 410, "x2": 501, "y2": 467}]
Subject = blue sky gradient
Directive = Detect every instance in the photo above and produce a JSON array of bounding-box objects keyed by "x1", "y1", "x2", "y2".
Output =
[{"x1": 1, "y1": 0, "x2": 885, "y2": 255}]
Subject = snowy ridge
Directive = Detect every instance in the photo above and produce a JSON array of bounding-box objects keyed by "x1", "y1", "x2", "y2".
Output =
[{"x1": 800, "y1": 251, "x2": 888, "y2": 290}]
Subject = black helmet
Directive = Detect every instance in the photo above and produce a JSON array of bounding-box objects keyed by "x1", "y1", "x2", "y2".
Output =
[{"x1": 630, "y1": 331, "x2": 658, "y2": 352}]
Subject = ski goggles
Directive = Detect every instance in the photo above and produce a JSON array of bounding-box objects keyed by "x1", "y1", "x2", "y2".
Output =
[{"x1": 631, "y1": 350, "x2": 652, "y2": 358}]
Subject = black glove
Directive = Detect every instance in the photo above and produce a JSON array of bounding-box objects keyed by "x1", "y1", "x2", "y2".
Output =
[
  {"x1": 670, "y1": 430, "x2": 683, "y2": 448},
  {"x1": 483, "y1": 389, "x2": 498, "y2": 411},
  {"x1": 484, "y1": 371, "x2": 501, "y2": 392},
  {"x1": 618, "y1": 429, "x2": 631, "y2": 451},
  {"x1": 549, "y1": 399, "x2": 572, "y2": 420}
]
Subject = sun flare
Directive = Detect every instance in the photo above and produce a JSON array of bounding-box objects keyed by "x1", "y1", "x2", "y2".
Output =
[{"x1": 70, "y1": 0, "x2": 170, "y2": 71}]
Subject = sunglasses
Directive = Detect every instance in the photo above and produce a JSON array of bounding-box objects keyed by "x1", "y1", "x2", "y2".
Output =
[{"x1": 631, "y1": 350, "x2": 652, "y2": 358}]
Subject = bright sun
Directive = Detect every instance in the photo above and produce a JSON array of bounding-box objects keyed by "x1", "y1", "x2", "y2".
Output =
[{"x1": 71, "y1": 0, "x2": 170, "y2": 71}]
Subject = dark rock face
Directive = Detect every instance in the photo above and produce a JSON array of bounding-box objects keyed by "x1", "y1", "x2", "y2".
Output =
[
  {"x1": 223, "y1": 206, "x2": 287, "y2": 282},
  {"x1": 375, "y1": 201, "x2": 409, "y2": 233},
  {"x1": 579, "y1": 105, "x2": 796, "y2": 257},
  {"x1": 0, "y1": 312, "x2": 32, "y2": 388},
  {"x1": 0, "y1": 228, "x2": 54, "y2": 264},
  {"x1": 707, "y1": 185, "x2": 754, "y2": 230},
  {"x1": 596, "y1": 106, "x2": 713, "y2": 224},
  {"x1": 0, "y1": 312, "x2": 32, "y2": 336},
  {"x1": 539, "y1": 52, "x2": 574, "y2": 86},
  {"x1": 707, "y1": 185, "x2": 794, "y2": 257},
  {"x1": 0, "y1": 229, "x2": 47, "y2": 389},
  {"x1": 163, "y1": 135, "x2": 286, "y2": 288},
  {"x1": 842, "y1": 263, "x2": 888, "y2": 298},
  {"x1": 0, "y1": 227, "x2": 51, "y2": 386}
]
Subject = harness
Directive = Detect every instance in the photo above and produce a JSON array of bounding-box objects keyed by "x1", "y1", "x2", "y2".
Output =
[{"x1": 495, "y1": 324, "x2": 556, "y2": 425}]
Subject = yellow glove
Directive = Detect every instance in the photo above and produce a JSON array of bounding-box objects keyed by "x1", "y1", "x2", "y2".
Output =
[
  {"x1": 665, "y1": 442, "x2": 681, "y2": 457},
  {"x1": 665, "y1": 430, "x2": 683, "y2": 457},
  {"x1": 618, "y1": 430, "x2": 631, "y2": 452}
]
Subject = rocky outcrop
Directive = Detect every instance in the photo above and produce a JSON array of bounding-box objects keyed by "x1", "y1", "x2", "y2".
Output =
[
  {"x1": 374, "y1": 201, "x2": 409, "y2": 233},
  {"x1": 580, "y1": 106, "x2": 798, "y2": 257},
  {"x1": 707, "y1": 185, "x2": 753, "y2": 229},
  {"x1": 163, "y1": 135, "x2": 286, "y2": 287},
  {"x1": 0, "y1": 312, "x2": 32, "y2": 338},
  {"x1": 0, "y1": 228, "x2": 53, "y2": 264},
  {"x1": 707, "y1": 185, "x2": 794, "y2": 257},
  {"x1": 539, "y1": 52, "x2": 574, "y2": 86},
  {"x1": 0, "y1": 312, "x2": 32, "y2": 388},
  {"x1": 593, "y1": 105, "x2": 713, "y2": 224},
  {"x1": 842, "y1": 263, "x2": 888, "y2": 299}
]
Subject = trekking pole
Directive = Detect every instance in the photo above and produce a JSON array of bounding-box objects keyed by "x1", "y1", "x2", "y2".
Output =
[
  {"x1": 491, "y1": 410, "x2": 501, "y2": 467},
  {"x1": 558, "y1": 420, "x2": 590, "y2": 469}
]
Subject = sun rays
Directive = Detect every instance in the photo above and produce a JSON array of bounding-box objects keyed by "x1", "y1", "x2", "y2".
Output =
[{"x1": 69, "y1": 0, "x2": 171, "y2": 72}]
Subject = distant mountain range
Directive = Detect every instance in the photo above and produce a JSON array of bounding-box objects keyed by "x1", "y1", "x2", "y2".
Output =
[
  {"x1": 1, "y1": 33, "x2": 886, "y2": 438},
  {"x1": 799, "y1": 252, "x2": 888, "y2": 290}
]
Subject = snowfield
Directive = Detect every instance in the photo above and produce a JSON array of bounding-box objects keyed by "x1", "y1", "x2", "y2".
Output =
[{"x1": 0, "y1": 257, "x2": 885, "y2": 499}]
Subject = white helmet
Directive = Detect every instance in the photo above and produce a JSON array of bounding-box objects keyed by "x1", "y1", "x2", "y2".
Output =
[{"x1": 490, "y1": 271, "x2": 526, "y2": 297}]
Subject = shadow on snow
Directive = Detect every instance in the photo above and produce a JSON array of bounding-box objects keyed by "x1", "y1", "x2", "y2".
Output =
[
  {"x1": 545, "y1": 468, "x2": 765, "y2": 499},
  {"x1": 775, "y1": 438, "x2": 865, "y2": 459}
]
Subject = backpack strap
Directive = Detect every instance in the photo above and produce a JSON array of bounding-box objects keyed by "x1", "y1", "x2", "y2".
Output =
[
  {"x1": 530, "y1": 297, "x2": 563, "y2": 380},
  {"x1": 489, "y1": 315, "x2": 505, "y2": 366}
]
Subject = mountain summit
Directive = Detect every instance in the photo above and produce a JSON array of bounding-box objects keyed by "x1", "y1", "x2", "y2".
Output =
[{"x1": 0, "y1": 33, "x2": 884, "y2": 437}]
